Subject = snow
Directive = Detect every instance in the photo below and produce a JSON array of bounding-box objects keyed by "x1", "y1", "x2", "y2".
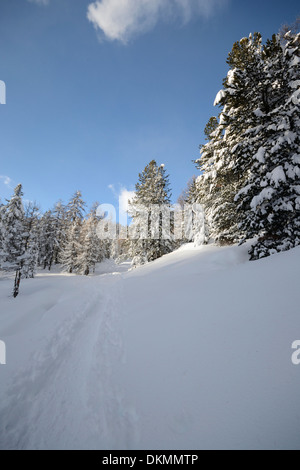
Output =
[
  {"x1": 290, "y1": 55, "x2": 300, "y2": 67},
  {"x1": 250, "y1": 187, "x2": 275, "y2": 210},
  {"x1": 268, "y1": 166, "x2": 286, "y2": 188},
  {"x1": 291, "y1": 89, "x2": 300, "y2": 105},
  {"x1": 1, "y1": 245, "x2": 300, "y2": 450},
  {"x1": 253, "y1": 108, "x2": 265, "y2": 118},
  {"x1": 227, "y1": 69, "x2": 236, "y2": 86},
  {"x1": 290, "y1": 80, "x2": 300, "y2": 89},
  {"x1": 214, "y1": 89, "x2": 226, "y2": 107},
  {"x1": 254, "y1": 147, "x2": 266, "y2": 163},
  {"x1": 292, "y1": 154, "x2": 300, "y2": 165}
]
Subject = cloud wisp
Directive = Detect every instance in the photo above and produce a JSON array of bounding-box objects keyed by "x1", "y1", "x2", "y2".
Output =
[
  {"x1": 108, "y1": 184, "x2": 135, "y2": 224},
  {"x1": 27, "y1": 0, "x2": 49, "y2": 6},
  {"x1": 87, "y1": 0, "x2": 227, "y2": 44},
  {"x1": 0, "y1": 175, "x2": 13, "y2": 190}
]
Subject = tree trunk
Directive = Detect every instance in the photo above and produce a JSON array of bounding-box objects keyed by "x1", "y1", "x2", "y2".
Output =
[{"x1": 13, "y1": 269, "x2": 21, "y2": 298}]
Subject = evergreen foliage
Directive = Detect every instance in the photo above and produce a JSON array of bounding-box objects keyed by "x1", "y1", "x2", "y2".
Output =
[{"x1": 129, "y1": 160, "x2": 174, "y2": 266}]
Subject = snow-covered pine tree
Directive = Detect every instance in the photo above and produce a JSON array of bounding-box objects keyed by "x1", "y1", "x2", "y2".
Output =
[
  {"x1": 235, "y1": 32, "x2": 300, "y2": 259},
  {"x1": 39, "y1": 210, "x2": 56, "y2": 270},
  {"x1": 129, "y1": 160, "x2": 174, "y2": 266},
  {"x1": 60, "y1": 191, "x2": 86, "y2": 273},
  {"x1": 176, "y1": 177, "x2": 196, "y2": 245},
  {"x1": 177, "y1": 177, "x2": 209, "y2": 246},
  {"x1": 195, "y1": 34, "x2": 265, "y2": 245},
  {"x1": 195, "y1": 113, "x2": 240, "y2": 244},
  {"x1": 22, "y1": 202, "x2": 40, "y2": 279},
  {"x1": 60, "y1": 223, "x2": 82, "y2": 274},
  {"x1": 52, "y1": 201, "x2": 67, "y2": 266},
  {"x1": 66, "y1": 191, "x2": 86, "y2": 223},
  {"x1": 187, "y1": 181, "x2": 209, "y2": 247},
  {"x1": 0, "y1": 200, "x2": 5, "y2": 268},
  {"x1": 1, "y1": 184, "x2": 26, "y2": 297},
  {"x1": 77, "y1": 208, "x2": 104, "y2": 276}
]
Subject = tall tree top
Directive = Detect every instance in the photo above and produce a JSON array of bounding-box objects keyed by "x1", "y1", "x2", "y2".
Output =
[
  {"x1": 134, "y1": 160, "x2": 171, "y2": 206},
  {"x1": 14, "y1": 184, "x2": 23, "y2": 198},
  {"x1": 67, "y1": 190, "x2": 86, "y2": 222}
]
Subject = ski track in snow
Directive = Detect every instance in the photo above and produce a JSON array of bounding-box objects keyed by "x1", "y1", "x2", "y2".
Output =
[
  {"x1": 0, "y1": 270, "x2": 139, "y2": 450},
  {"x1": 1, "y1": 246, "x2": 300, "y2": 450}
]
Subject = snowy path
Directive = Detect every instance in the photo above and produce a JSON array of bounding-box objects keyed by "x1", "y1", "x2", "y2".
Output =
[
  {"x1": 0, "y1": 265, "x2": 138, "y2": 450},
  {"x1": 1, "y1": 246, "x2": 300, "y2": 450}
]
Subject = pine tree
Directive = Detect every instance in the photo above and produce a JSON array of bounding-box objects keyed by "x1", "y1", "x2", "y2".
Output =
[
  {"x1": 39, "y1": 210, "x2": 56, "y2": 270},
  {"x1": 235, "y1": 32, "x2": 300, "y2": 259},
  {"x1": 194, "y1": 30, "x2": 299, "y2": 257},
  {"x1": 1, "y1": 185, "x2": 26, "y2": 297},
  {"x1": 60, "y1": 191, "x2": 86, "y2": 273},
  {"x1": 177, "y1": 177, "x2": 209, "y2": 245},
  {"x1": 22, "y1": 202, "x2": 39, "y2": 278},
  {"x1": 66, "y1": 191, "x2": 86, "y2": 223},
  {"x1": 186, "y1": 179, "x2": 209, "y2": 246},
  {"x1": 52, "y1": 201, "x2": 67, "y2": 266},
  {"x1": 195, "y1": 113, "x2": 241, "y2": 244},
  {"x1": 0, "y1": 200, "x2": 6, "y2": 267},
  {"x1": 60, "y1": 223, "x2": 82, "y2": 274},
  {"x1": 129, "y1": 160, "x2": 174, "y2": 266},
  {"x1": 77, "y1": 208, "x2": 104, "y2": 275},
  {"x1": 195, "y1": 34, "x2": 265, "y2": 245}
]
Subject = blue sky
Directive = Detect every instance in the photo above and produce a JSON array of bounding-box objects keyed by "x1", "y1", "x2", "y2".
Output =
[{"x1": 0, "y1": 0, "x2": 299, "y2": 213}]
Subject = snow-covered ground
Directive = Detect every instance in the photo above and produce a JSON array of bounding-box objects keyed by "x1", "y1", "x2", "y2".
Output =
[{"x1": 0, "y1": 244, "x2": 300, "y2": 450}]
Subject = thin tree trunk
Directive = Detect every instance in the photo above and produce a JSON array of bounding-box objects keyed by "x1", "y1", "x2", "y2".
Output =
[{"x1": 13, "y1": 269, "x2": 21, "y2": 298}]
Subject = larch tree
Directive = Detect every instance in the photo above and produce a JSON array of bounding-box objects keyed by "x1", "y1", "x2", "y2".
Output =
[{"x1": 1, "y1": 185, "x2": 26, "y2": 297}]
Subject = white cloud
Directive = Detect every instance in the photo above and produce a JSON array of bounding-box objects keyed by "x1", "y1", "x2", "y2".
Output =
[
  {"x1": 119, "y1": 188, "x2": 135, "y2": 215},
  {"x1": 108, "y1": 183, "x2": 117, "y2": 197},
  {"x1": 27, "y1": 0, "x2": 49, "y2": 6},
  {"x1": 108, "y1": 184, "x2": 135, "y2": 224},
  {"x1": 87, "y1": 0, "x2": 227, "y2": 43},
  {"x1": 0, "y1": 175, "x2": 13, "y2": 189}
]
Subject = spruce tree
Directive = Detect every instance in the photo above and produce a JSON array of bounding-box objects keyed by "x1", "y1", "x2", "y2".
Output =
[
  {"x1": 177, "y1": 177, "x2": 209, "y2": 245},
  {"x1": 195, "y1": 34, "x2": 265, "y2": 245},
  {"x1": 60, "y1": 191, "x2": 86, "y2": 273},
  {"x1": 39, "y1": 210, "x2": 56, "y2": 270},
  {"x1": 60, "y1": 223, "x2": 82, "y2": 274},
  {"x1": 52, "y1": 201, "x2": 67, "y2": 266},
  {"x1": 77, "y1": 208, "x2": 104, "y2": 275},
  {"x1": 129, "y1": 160, "x2": 174, "y2": 266},
  {"x1": 235, "y1": 32, "x2": 300, "y2": 259}
]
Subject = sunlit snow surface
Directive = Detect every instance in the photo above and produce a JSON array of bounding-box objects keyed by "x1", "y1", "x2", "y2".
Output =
[{"x1": 0, "y1": 244, "x2": 300, "y2": 450}]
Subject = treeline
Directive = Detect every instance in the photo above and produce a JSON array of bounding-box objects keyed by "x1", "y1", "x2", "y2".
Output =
[{"x1": 0, "y1": 187, "x2": 125, "y2": 297}]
